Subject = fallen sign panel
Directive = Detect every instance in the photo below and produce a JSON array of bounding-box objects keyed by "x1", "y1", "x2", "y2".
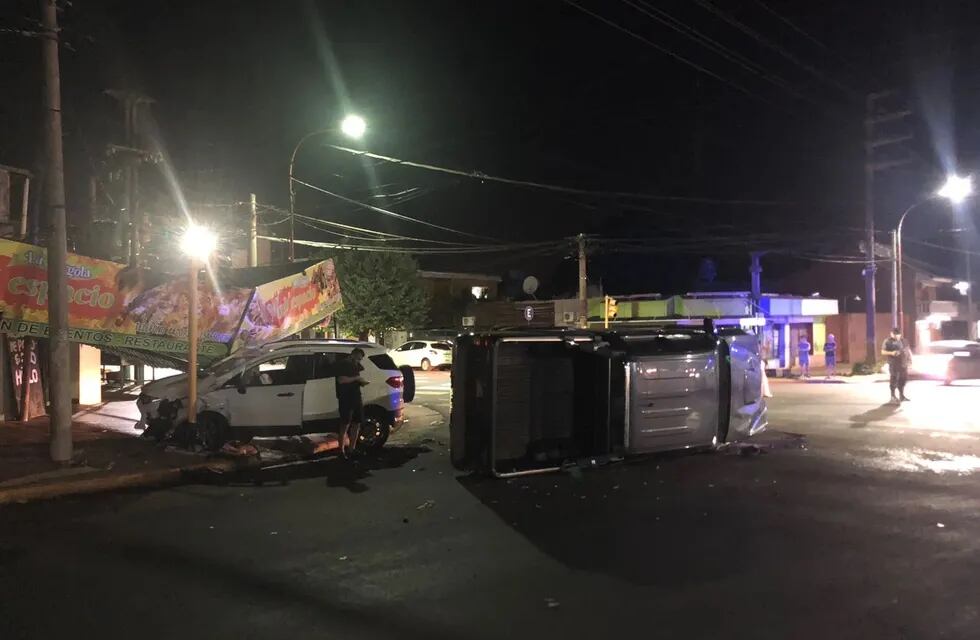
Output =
[{"x1": 0, "y1": 238, "x2": 342, "y2": 362}]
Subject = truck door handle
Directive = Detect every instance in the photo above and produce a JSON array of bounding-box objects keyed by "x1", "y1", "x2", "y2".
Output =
[{"x1": 277, "y1": 392, "x2": 295, "y2": 397}]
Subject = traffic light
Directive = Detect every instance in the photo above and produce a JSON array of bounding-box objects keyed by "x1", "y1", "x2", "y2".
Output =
[{"x1": 604, "y1": 296, "x2": 619, "y2": 327}]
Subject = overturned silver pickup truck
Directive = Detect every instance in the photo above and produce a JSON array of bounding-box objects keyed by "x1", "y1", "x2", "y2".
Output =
[{"x1": 450, "y1": 323, "x2": 767, "y2": 477}]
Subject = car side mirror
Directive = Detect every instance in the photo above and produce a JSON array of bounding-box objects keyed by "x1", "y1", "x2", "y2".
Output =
[{"x1": 237, "y1": 382, "x2": 247, "y2": 395}]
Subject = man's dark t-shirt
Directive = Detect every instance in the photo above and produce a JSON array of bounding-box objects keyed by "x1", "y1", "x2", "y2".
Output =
[
  {"x1": 335, "y1": 359, "x2": 364, "y2": 404},
  {"x1": 882, "y1": 337, "x2": 909, "y2": 370}
]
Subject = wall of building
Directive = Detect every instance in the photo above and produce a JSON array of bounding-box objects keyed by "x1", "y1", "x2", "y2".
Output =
[{"x1": 825, "y1": 313, "x2": 896, "y2": 364}]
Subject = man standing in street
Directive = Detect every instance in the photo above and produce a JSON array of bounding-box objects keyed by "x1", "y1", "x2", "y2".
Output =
[
  {"x1": 336, "y1": 348, "x2": 369, "y2": 458},
  {"x1": 881, "y1": 328, "x2": 911, "y2": 402}
]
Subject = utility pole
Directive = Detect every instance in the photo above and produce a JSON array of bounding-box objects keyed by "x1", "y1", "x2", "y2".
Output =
[
  {"x1": 577, "y1": 234, "x2": 588, "y2": 328},
  {"x1": 39, "y1": 0, "x2": 71, "y2": 463},
  {"x1": 248, "y1": 193, "x2": 258, "y2": 267},
  {"x1": 864, "y1": 91, "x2": 913, "y2": 363},
  {"x1": 105, "y1": 90, "x2": 153, "y2": 264}
]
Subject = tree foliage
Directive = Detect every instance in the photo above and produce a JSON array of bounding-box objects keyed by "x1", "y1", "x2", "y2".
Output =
[{"x1": 331, "y1": 250, "x2": 429, "y2": 338}]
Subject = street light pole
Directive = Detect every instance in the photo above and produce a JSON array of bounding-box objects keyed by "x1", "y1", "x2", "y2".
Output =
[
  {"x1": 896, "y1": 175, "x2": 974, "y2": 333},
  {"x1": 287, "y1": 114, "x2": 366, "y2": 263},
  {"x1": 967, "y1": 250, "x2": 975, "y2": 340},
  {"x1": 287, "y1": 129, "x2": 329, "y2": 263},
  {"x1": 890, "y1": 230, "x2": 899, "y2": 329},
  {"x1": 187, "y1": 258, "x2": 199, "y2": 427},
  {"x1": 895, "y1": 201, "x2": 919, "y2": 333},
  {"x1": 179, "y1": 223, "x2": 217, "y2": 444}
]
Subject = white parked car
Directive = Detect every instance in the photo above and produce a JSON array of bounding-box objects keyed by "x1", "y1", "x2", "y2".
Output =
[
  {"x1": 389, "y1": 340, "x2": 453, "y2": 371},
  {"x1": 136, "y1": 340, "x2": 415, "y2": 450}
]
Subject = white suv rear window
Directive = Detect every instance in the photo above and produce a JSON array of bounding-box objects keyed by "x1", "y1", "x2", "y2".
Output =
[{"x1": 369, "y1": 354, "x2": 398, "y2": 370}]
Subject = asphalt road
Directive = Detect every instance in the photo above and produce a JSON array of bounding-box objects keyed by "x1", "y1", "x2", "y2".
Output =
[{"x1": 2, "y1": 372, "x2": 980, "y2": 639}]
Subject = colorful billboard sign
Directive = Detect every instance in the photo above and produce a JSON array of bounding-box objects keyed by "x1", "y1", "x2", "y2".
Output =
[
  {"x1": 234, "y1": 259, "x2": 342, "y2": 350},
  {"x1": 0, "y1": 239, "x2": 340, "y2": 359}
]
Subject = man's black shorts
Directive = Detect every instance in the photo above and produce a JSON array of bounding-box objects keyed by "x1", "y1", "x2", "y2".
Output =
[{"x1": 339, "y1": 397, "x2": 364, "y2": 424}]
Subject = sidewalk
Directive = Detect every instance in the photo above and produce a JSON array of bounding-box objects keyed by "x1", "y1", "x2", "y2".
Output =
[
  {"x1": 0, "y1": 394, "x2": 438, "y2": 505},
  {"x1": 0, "y1": 394, "x2": 240, "y2": 505}
]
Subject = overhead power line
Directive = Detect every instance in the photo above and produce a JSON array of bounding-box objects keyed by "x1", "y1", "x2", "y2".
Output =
[
  {"x1": 751, "y1": 0, "x2": 856, "y2": 72},
  {"x1": 258, "y1": 234, "x2": 566, "y2": 255},
  {"x1": 327, "y1": 145, "x2": 800, "y2": 206},
  {"x1": 691, "y1": 0, "x2": 855, "y2": 98},
  {"x1": 625, "y1": 0, "x2": 810, "y2": 103},
  {"x1": 290, "y1": 177, "x2": 500, "y2": 242},
  {"x1": 563, "y1": 0, "x2": 784, "y2": 109}
]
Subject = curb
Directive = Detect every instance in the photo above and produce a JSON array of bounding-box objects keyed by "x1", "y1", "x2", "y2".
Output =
[{"x1": 0, "y1": 458, "x2": 242, "y2": 506}]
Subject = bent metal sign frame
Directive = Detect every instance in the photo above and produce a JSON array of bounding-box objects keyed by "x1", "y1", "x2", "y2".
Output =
[{"x1": 0, "y1": 239, "x2": 342, "y2": 359}]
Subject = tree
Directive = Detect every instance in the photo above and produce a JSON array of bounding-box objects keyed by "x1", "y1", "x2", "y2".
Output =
[{"x1": 331, "y1": 250, "x2": 429, "y2": 339}]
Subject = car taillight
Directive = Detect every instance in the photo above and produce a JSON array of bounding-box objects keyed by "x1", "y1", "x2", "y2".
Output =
[{"x1": 386, "y1": 376, "x2": 403, "y2": 389}]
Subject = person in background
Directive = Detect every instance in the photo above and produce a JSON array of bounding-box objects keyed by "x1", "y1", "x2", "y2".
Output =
[
  {"x1": 824, "y1": 333, "x2": 838, "y2": 378},
  {"x1": 336, "y1": 348, "x2": 370, "y2": 458},
  {"x1": 881, "y1": 328, "x2": 911, "y2": 402},
  {"x1": 797, "y1": 333, "x2": 812, "y2": 379}
]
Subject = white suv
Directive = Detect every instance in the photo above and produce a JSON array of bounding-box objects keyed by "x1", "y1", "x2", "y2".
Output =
[
  {"x1": 136, "y1": 340, "x2": 415, "y2": 450},
  {"x1": 389, "y1": 340, "x2": 453, "y2": 371}
]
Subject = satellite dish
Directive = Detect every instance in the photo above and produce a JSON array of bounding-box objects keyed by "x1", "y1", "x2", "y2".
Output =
[{"x1": 522, "y1": 276, "x2": 540, "y2": 297}]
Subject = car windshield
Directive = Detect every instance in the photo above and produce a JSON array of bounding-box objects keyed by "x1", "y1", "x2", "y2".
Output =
[
  {"x1": 204, "y1": 352, "x2": 252, "y2": 379},
  {"x1": 432, "y1": 342, "x2": 453, "y2": 350}
]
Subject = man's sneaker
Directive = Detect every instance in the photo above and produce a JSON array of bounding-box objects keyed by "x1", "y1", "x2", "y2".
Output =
[{"x1": 900, "y1": 395, "x2": 910, "y2": 402}]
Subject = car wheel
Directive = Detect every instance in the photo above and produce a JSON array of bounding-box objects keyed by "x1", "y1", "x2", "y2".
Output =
[
  {"x1": 359, "y1": 410, "x2": 391, "y2": 450},
  {"x1": 198, "y1": 412, "x2": 230, "y2": 452},
  {"x1": 399, "y1": 365, "x2": 416, "y2": 403},
  {"x1": 420, "y1": 358, "x2": 432, "y2": 371}
]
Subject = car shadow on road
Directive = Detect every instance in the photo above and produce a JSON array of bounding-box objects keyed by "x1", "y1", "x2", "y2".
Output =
[
  {"x1": 197, "y1": 445, "x2": 432, "y2": 494},
  {"x1": 850, "y1": 402, "x2": 901, "y2": 428},
  {"x1": 456, "y1": 450, "x2": 778, "y2": 589}
]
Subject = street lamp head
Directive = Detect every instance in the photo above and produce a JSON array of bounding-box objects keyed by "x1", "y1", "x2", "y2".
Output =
[
  {"x1": 955, "y1": 281, "x2": 971, "y2": 295},
  {"x1": 340, "y1": 114, "x2": 366, "y2": 139},
  {"x1": 180, "y1": 223, "x2": 218, "y2": 261},
  {"x1": 937, "y1": 174, "x2": 973, "y2": 204}
]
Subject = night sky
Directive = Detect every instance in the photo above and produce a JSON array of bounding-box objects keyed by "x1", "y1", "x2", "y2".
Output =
[{"x1": 3, "y1": 0, "x2": 980, "y2": 298}]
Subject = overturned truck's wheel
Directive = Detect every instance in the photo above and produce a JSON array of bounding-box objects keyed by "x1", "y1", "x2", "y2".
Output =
[
  {"x1": 359, "y1": 410, "x2": 391, "y2": 451},
  {"x1": 198, "y1": 412, "x2": 230, "y2": 452}
]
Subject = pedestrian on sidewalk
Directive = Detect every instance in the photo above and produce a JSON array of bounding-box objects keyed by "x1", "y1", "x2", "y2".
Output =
[
  {"x1": 881, "y1": 328, "x2": 911, "y2": 402},
  {"x1": 336, "y1": 348, "x2": 369, "y2": 458},
  {"x1": 824, "y1": 333, "x2": 837, "y2": 378},
  {"x1": 798, "y1": 333, "x2": 812, "y2": 379}
]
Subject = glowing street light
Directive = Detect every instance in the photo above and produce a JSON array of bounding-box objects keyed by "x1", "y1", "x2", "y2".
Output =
[
  {"x1": 954, "y1": 281, "x2": 971, "y2": 296},
  {"x1": 288, "y1": 113, "x2": 370, "y2": 261},
  {"x1": 937, "y1": 174, "x2": 973, "y2": 205},
  {"x1": 340, "y1": 114, "x2": 367, "y2": 139},
  {"x1": 180, "y1": 223, "x2": 218, "y2": 261},
  {"x1": 895, "y1": 174, "x2": 975, "y2": 330},
  {"x1": 179, "y1": 223, "x2": 217, "y2": 437}
]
